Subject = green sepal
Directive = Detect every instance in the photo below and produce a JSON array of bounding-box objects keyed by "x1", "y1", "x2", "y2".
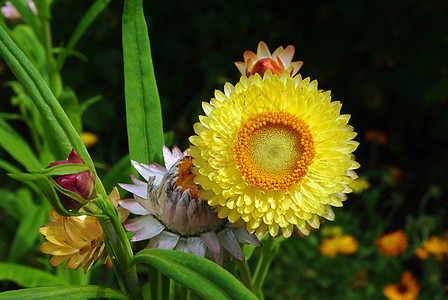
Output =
[{"x1": 28, "y1": 163, "x2": 91, "y2": 176}]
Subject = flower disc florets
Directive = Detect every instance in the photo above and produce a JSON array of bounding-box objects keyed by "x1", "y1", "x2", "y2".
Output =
[
  {"x1": 189, "y1": 72, "x2": 359, "y2": 238},
  {"x1": 119, "y1": 146, "x2": 260, "y2": 265}
]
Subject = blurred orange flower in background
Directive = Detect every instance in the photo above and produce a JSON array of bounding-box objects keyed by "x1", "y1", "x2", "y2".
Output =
[
  {"x1": 383, "y1": 272, "x2": 420, "y2": 300},
  {"x1": 375, "y1": 230, "x2": 409, "y2": 257},
  {"x1": 80, "y1": 131, "x2": 99, "y2": 148},
  {"x1": 415, "y1": 235, "x2": 448, "y2": 261},
  {"x1": 364, "y1": 129, "x2": 387, "y2": 145},
  {"x1": 319, "y1": 235, "x2": 358, "y2": 257}
]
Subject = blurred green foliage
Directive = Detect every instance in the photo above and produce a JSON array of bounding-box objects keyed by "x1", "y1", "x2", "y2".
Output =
[{"x1": 1, "y1": 0, "x2": 447, "y2": 298}]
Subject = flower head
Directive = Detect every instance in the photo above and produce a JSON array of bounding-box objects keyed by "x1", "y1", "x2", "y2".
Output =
[
  {"x1": 189, "y1": 72, "x2": 359, "y2": 237},
  {"x1": 319, "y1": 235, "x2": 358, "y2": 257},
  {"x1": 364, "y1": 129, "x2": 387, "y2": 145},
  {"x1": 415, "y1": 236, "x2": 448, "y2": 261},
  {"x1": 375, "y1": 230, "x2": 409, "y2": 257},
  {"x1": 349, "y1": 177, "x2": 370, "y2": 194},
  {"x1": 1, "y1": 0, "x2": 37, "y2": 20},
  {"x1": 80, "y1": 132, "x2": 99, "y2": 148},
  {"x1": 39, "y1": 188, "x2": 127, "y2": 273},
  {"x1": 383, "y1": 272, "x2": 420, "y2": 300},
  {"x1": 119, "y1": 146, "x2": 261, "y2": 265},
  {"x1": 234, "y1": 41, "x2": 303, "y2": 77},
  {"x1": 39, "y1": 208, "x2": 105, "y2": 273},
  {"x1": 47, "y1": 149, "x2": 96, "y2": 211}
]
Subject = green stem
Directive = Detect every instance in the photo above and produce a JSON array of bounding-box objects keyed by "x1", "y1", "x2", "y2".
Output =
[
  {"x1": 101, "y1": 216, "x2": 142, "y2": 300},
  {"x1": 252, "y1": 236, "x2": 284, "y2": 297},
  {"x1": 180, "y1": 285, "x2": 190, "y2": 300},
  {"x1": 102, "y1": 235, "x2": 128, "y2": 294},
  {"x1": 235, "y1": 260, "x2": 254, "y2": 293}
]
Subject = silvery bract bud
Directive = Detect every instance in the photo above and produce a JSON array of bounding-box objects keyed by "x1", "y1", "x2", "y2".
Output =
[
  {"x1": 119, "y1": 146, "x2": 261, "y2": 265},
  {"x1": 47, "y1": 149, "x2": 96, "y2": 211}
]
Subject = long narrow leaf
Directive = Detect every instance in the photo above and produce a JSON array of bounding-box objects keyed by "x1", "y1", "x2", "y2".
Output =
[
  {"x1": 0, "y1": 262, "x2": 68, "y2": 287},
  {"x1": 0, "y1": 117, "x2": 41, "y2": 169},
  {"x1": 122, "y1": 0, "x2": 164, "y2": 166},
  {"x1": 8, "y1": 202, "x2": 48, "y2": 262},
  {"x1": 130, "y1": 249, "x2": 258, "y2": 300},
  {"x1": 0, "y1": 24, "x2": 92, "y2": 166},
  {"x1": 56, "y1": 0, "x2": 111, "y2": 71},
  {"x1": 0, "y1": 285, "x2": 129, "y2": 299}
]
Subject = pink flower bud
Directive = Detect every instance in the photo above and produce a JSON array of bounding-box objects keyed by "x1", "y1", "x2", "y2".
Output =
[{"x1": 47, "y1": 150, "x2": 96, "y2": 211}]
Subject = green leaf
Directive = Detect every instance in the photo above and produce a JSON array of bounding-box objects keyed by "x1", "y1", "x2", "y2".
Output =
[
  {"x1": 0, "y1": 188, "x2": 22, "y2": 220},
  {"x1": 0, "y1": 262, "x2": 68, "y2": 288},
  {"x1": 0, "y1": 117, "x2": 41, "y2": 169},
  {"x1": 0, "y1": 161, "x2": 41, "y2": 194},
  {"x1": 130, "y1": 249, "x2": 258, "y2": 300},
  {"x1": 7, "y1": 173, "x2": 77, "y2": 217},
  {"x1": 122, "y1": 0, "x2": 164, "y2": 166},
  {"x1": 0, "y1": 23, "x2": 93, "y2": 169},
  {"x1": 101, "y1": 154, "x2": 131, "y2": 192},
  {"x1": 55, "y1": 0, "x2": 111, "y2": 71},
  {"x1": 80, "y1": 95, "x2": 102, "y2": 114},
  {"x1": 0, "y1": 285, "x2": 129, "y2": 299},
  {"x1": 59, "y1": 87, "x2": 82, "y2": 133},
  {"x1": 8, "y1": 203, "x2": 48, "y2": 262},
  {"x1": 11, "y1": 25, "x2": 46, "y2": 73},
  {"x1": 9, "y1": 0, "x2": 42, "y2": 40}
]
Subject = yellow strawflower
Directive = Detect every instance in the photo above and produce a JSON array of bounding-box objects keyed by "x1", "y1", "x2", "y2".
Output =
[{"x1": 189, "y1": 71, "x2": 359, "y2": 237}]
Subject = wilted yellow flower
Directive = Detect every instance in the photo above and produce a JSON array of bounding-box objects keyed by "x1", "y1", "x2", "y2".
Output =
[
  {"x1": 375, "y1": 230, "x2": 409, "y2": 257},
  {"x1": 349, "y1": 177, "x2": 370, "y2": 194},
  {"x1": 190, "y1": 72, "x2": 359, "y2": 238},
  {"x1": 39, "y1": 208, "x2": 106, "y2": 273},
  {"x1": 39, "y1": 187, "x2": 129, "y2": 273},
  {"x1": 415, "y1": 236, "x2": 448, "y2": 261},
  {"x1": 383, "y1": 272, "x2": 420, "y2": 300},
  {"x1": 319, "y1": 235, "x2": 358, "y2": 257},
  {"x1": 234, "y1": 41, "x2": 303, "y2": 77},
  {"x1": 80, "y1": 131, "x2": 99, "y2": 148}
]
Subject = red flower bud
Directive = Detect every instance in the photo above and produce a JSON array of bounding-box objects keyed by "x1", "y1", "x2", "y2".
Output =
[
  {"x1": 47, "y1": 150, "x2": 96, "y2": 211},
  {"x1": 248, "y1": 57, "x2": 285, "y2": 77}
]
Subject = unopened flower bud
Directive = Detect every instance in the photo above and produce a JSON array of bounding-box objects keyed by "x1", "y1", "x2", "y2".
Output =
[
  {"x1": 234, "y1": 41, "x2": 303, "y2": 77},
  {"x1": 47, "y1": 149, "x2": 96, "y2": 211}
]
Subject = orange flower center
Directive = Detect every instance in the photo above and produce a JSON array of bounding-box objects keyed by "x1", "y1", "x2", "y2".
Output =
[
  {"x1": 174, "y1": 157, "x2": 200, "y2": 199},
  {"x1": 234, "y1": 111, "x2": 315, "y2": 191},
  {"x1": 397, "y1": 283, "x2": 409, "y2": 294}
]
